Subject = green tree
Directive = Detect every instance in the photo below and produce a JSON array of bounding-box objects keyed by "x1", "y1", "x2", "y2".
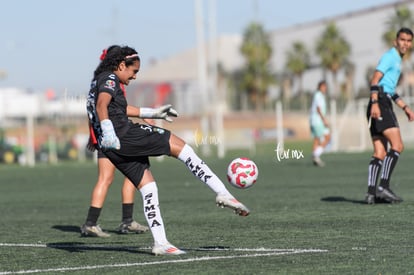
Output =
[
  {"x1": 357, "y1": 65, "x2": 376, "y2": 99},
  {"x1": 382, "y1": 5, "x2": 414, "y2": 47},
  {"x1": 239, "y1": 22, "x2": 275, "y2": 110},
  {"x1": 315, "y1": 22, "x2": 351, "y2": 99},
  {"x1": 380, "y1": 5, "x2": 414, "y2": 97},
  {"x1": 285, "y1": 41, "x2": 311, "y2": 109},
  {"x1": 343, "y1": 59, "x2": 355, "y2": 100}
]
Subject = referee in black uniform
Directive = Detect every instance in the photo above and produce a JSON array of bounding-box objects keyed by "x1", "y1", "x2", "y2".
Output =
[{"x1": 366, "y1": 27, "x2": 414, "y2": 204}]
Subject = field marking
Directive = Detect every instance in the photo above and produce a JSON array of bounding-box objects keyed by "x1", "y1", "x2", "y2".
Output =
[
  {"x1": 0, "y1": 243, "x2": 327, "y2": 274},
  {"x1": 0, "y1": 243, "x2": 324, "y2": 252}
]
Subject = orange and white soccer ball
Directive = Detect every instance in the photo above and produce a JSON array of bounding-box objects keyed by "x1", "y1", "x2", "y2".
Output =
[{"x1": 226, "y1": 157, "x2": 258, "y2": 189}]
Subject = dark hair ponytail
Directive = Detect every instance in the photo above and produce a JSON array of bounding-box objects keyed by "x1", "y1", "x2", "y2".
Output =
[
  {"x1": 100, "y1": 45, "x2": 121, "y2": 61},
  {"x1": 93, "y1": 46, "x2": 140, "y2": 78}
]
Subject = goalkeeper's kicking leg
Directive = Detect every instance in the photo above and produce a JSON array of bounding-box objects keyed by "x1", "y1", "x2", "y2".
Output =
[{"x1": 169, "y1": 134, "x2": 250, "y2": 216}]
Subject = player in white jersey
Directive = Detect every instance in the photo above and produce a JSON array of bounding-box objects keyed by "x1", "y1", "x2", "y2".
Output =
[{"x1": 309, "y1": 80, "x2": 330, "y2": 167}]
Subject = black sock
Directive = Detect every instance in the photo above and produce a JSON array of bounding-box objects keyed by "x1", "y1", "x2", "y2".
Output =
[
  {"x1": 122, "y1": 203, "x2": 134, "y2": 224},
  {"x1": 368, "y1": 157, "x2": 382, "y2": 194},
  {"x1": 85, "y1": 206, "x2": 101, "y2": 226},
  {"x1": 379, "y1": 149, "x2": 400, "y2": 189}
]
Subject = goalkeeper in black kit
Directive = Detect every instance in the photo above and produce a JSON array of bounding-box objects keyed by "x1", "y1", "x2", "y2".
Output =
[{"x1": 86, "y1": 45, "x2": 250, "y2": 255}]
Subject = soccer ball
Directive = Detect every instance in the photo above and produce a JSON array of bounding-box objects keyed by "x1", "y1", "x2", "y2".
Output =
[{"x1": 226, "y1": 157, "x2": 258, "y2": 189}]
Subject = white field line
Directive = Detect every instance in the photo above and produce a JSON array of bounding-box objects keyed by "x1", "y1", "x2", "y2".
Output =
[
  {"x1": 0, "y1": 243, "x2": 328, "y2": 275},
  {"x1": 0, "y1": 243, "x2": 323, "y2": 252}
]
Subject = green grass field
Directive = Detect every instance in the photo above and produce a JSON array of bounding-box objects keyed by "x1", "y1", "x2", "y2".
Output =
[{"x1": 1, "y1": 142, "x2": 414, "y2": 274}]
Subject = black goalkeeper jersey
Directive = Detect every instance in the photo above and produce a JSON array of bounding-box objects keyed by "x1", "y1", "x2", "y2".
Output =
[{"x1": 86, "y1": 71, "x2": 131, "y2": 148}]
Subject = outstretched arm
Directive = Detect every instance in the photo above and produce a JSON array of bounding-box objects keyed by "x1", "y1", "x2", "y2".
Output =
[{"x1": 126, "y1": 104, "x2": 179, "y2": 122}]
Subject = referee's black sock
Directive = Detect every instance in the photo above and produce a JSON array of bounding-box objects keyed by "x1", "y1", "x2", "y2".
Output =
[
  {"x1": 367, "y1": 157, "x2": 382, "y2": 195},
  {"x1": 121, "y1": 203, "x2": 134, "y2": 224},
  {"x1": 85, "y1": 206, "x2": 102, "y2": 226},
  {"x1": 379, "y1": 149, "x2": 400, "y2": 190}
]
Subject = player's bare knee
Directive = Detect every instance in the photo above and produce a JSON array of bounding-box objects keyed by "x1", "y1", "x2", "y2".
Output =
[
  {"x1": 393, "y1": 144, "x2": 404, "y2": 153},
  {"x1": 373, "y1": 147, "x2": 387, "y2": 159},
  {"x1": 390, "y1": 141, "x2": 404, "y2": 153},
  {"x1": 373, "y1": 153, "x2": 386, "y2": 160}
]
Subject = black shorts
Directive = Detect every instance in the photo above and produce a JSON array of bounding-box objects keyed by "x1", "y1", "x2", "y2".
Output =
[
  {"x1": 97, "y1": 147, "x2": 106, "y2": 158},
  {"x1": 366, "y1": 92, "x2": 399, "y2": 137},
  {"x1": 102, "y1": 123, "x2": 171, "y2": 187}
]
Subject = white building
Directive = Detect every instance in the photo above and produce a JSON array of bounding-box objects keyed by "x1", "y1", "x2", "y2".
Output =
[
  {"x1": 2, "y1": 0, "x2": 414, "y2": 156},
  {"x1": 0, "y1": 88, "x2": 85, "y2": 124},
  {"x1": 269, "y1": 0, "x2": 414, "y2": 97},
  {"x1": 2, "y1": 1, "x2": 414, "y2": 119},
  {"x1": 134, "y1": 0, "x2": 414, "y2": 114}
]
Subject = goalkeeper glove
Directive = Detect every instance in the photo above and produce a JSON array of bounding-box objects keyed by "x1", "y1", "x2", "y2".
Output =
[
  {"x1": 140, "y1": 104, "x2": 178, "y2": 122},
  {"x1": 100, "y1": 119, "x2": 120, "y2": 149}
]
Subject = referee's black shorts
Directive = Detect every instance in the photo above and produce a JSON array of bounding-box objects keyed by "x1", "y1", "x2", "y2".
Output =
[
  {"x1": 366, "y1": 92, "x2": 399, "y2": 137},
  {"x1": 102, "y1": 123, "x2": 172, "y2": 187}
]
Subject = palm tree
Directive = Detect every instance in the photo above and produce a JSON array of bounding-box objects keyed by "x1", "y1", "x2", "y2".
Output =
[
  {"x1": 343, "y1": 59, "x2": 355, "y2": 100},
  {"x1": 381, "y1": 5, "x2": 414, "y2": 95},
  {"x1": 315, "y1": 22, "x2": 351, "y2": 99},
  {"x1": 285, "y1": 41, "x2": 311, "y2": 109},
  {"x1": 239, "y1": 22, "x2": 275, "y2": 110},
  {"x1": 382, "y1": 5, "x2": 414, "y2": 48}
]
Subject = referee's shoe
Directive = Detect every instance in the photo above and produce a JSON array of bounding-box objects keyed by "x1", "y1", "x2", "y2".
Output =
[
  {"x1": 365, "y1": 193, "x2": 376, "y2": 205},
  {"x1": 376, "y1": 186, "x2": 403, "y2": 203}
]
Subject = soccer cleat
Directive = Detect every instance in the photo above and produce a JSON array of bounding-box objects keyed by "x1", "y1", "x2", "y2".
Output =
[
  {"x1": 312, "y1": 157, "x2": 325, "y2": 167},
  {"x1": 216, "y1": 195, "x2": 250, "y2": 216},
  {"x1": 365, "y1": 193, "x2": 376, "y2": 205},
  {"x1": 376, "y1": 187, "x2": 403, "y2": 203},
  {"x1": 117, "y1": 221, "x2": 149, "y2": 234},
  {"x1": 80, "y1": 224, "x2": 110, "y2": 237},
  {"x1": 152, "y1": 243, "x2": 186, "y2": 256}
]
